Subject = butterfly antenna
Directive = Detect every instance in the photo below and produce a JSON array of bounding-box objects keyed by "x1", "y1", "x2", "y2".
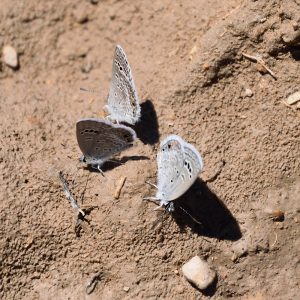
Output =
[
  {"x1": 107, "y1": 159, "x2": 124, "y2": 165},
  {"x1": 176, "y1": 204, "x2": 203, "y2": 226},
  {"x1": 80, "y1": 87, "x2": 99, "y2": 93}
]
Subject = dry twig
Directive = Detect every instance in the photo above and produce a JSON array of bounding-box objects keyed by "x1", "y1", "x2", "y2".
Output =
[
  {"x1": 114, "y1": 176, "x2": 127, "y2": 199},
  {"x1": 59, "y1": 171, "x2": 85, "y2": 216},
  {"x1": 242, "y1": 52, "x2": 277, "y2": 80}
]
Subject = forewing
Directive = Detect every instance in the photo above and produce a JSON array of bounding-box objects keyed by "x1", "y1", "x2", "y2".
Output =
[{"x1": 76, "y1": 118, "x2": 136, "y2": 164}]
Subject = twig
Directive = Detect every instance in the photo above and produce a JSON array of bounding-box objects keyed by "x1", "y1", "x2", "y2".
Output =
[
  {"x1": 86, "y1": 271, "x2": 103, "y2": 295},
  {"x1": 114, "y1": 176, "x2": 127, "y2": 199},
  {"x1": 80, "y1": 172, "x2": 90, "y2": 204},
  {"x1": 59, "y1": 171, "x2": 85, "y2": 216},
  {"x1": 242, "y1": 52, "x2": 277, "y2": 80},
  {"x1": 270, "y1": 232, "x2": 278, "y2": 248}
]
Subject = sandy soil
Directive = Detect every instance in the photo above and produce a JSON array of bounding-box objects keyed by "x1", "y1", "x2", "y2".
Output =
[{"x1": 1, "y1": 0, "x2": 300, "y2": 299}]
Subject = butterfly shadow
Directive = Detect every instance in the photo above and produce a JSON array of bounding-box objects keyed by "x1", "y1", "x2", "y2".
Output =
[
  {"x1": 84, "y1": 155, "x2": 150, "y2": 173},
  {"x1": 171, "y1": 178, "x2": 242, "y2": 241},
  {"x1": 131, "y1": 99, "x2": 159, "y2": 145}
]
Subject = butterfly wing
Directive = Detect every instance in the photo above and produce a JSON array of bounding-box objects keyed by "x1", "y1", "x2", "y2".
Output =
[
  {"x1": 76, "y1": 118, "x2": 136, "y2": 165},
  {"x1": 156, "y1": 135, "x2": 203, "y2": 202},
  {"x1": 106, "y1": 45, "x2": 141, "y2": 125}
]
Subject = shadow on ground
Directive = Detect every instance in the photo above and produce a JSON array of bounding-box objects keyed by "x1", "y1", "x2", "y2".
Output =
[
  {"x1": 133, "y1": 99, "x2": 159, "y2": 145},
  {"x1": 171, "y1": 178, "x2": 242, "y2": 241}
]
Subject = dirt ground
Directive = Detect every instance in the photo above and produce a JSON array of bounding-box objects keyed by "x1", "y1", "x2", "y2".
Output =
[{"x1": 1, "y1": 0, "x2": 300, "y2": 299}]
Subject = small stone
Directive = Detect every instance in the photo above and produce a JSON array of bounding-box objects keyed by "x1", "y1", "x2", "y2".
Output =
[
  {"x1": 286, "y1": 91, "x2": 300, "y2": 105},
  {"x1": 182, "y1": 256, "x2": 216, "y2": 290},
  {"x1": 81, "y1": 61, "x2": 93, "y2": 73},
  {"x1": 245, "y1": 88, "x2": 253, "y2": 97},
  {"x1": 73, "y1": 6, "x2": 88, "y2": 24},
  {"x1": 270, "y1": 210, "x2": 284, "y2": 222},
  {"x1": 2, "y1": 45, "x2": 19, "y2": 68},
  {"x1": 231, "y1": 239, "x2": 248, "y2": 258},
  {"x1": 231, "y1": 253, "x2": 238, "y2": 262},
  {"x1": 123, "y1": 286, "x2": 130, "y2": 292}
]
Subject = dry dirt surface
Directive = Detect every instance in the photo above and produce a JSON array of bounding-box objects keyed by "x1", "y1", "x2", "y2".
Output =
[{"x1": 1, "y1": 0, "x2": 300, "y2": 299}]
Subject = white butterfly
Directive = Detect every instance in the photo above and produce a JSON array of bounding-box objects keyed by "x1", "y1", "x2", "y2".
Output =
[
  {"x1": 145, "y1": 135, "x2": 203, "y2": 212},
  {"x1": 106, "y1": 45, "x2": 141, "y2": 125}
]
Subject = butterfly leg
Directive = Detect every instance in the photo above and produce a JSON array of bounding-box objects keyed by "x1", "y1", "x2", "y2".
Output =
[
  {"x1": 91, "y1": 164, "x2": 105, "y2": 176},
  {"x1": 97, "y1": 165, "x2": 105, "y2": 177},
  {"x1": 145, "y1": 181, "x2": 158, "y2": 189},
  {"x1": 143, "y1": 197, "x2": 159, "y2": 201}
]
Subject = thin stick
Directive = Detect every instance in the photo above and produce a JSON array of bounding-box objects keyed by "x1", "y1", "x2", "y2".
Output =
[
  {"x1": 80, "y1": 87, "x2": 99, "y2": 93},
  {"x1": 86, "y1": 271, "x2": 103, "y2": 295},
  {"x1": 114, "y1": 176, "x2": 127, "y2": 199},
  {"x1": 59, "y1": 171, "x2": 85, "y2": 216},
  {"x1": 80, "y1": 172, "x2": 90, "y2": 204},
  {"x1": 270, "y1": 232, "x2": 278, "y2": 248},
  {"x1": 242, "y1": 52, "x2": 277, "y2": 80}
]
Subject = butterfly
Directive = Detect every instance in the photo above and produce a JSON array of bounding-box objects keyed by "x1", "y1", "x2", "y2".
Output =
[
  {"x1": 144, "y1": 135, "x2": 203, "y2": 212},
  {"x1": 76, "y1": 118, "x2": 136, "y2": 175},
  {"x1": 106, "y1": 45, "x2": 141, "y2": 125}
]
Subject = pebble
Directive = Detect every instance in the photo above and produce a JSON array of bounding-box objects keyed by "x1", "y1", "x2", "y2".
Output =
[
  {"x1": 2, "y1": 45, "x2": 19, "y2": 68},
  {"x1": 286, "y1": 91, "x2": 300, "y2": 105},
  {"x1": 244, "y1": 88, "x2": 253, "y2": 97},
  {"x1": 271, "y1": 210, "x2": 285, "y2": 222},
  {"x1": 231, "y1": 239, "x2": 248, "y2": 259},
  {"x1": 182, "y1": 256, "x2": 216, "y2": 290},
  {"x1": 123, "y1": 286, "x2": 130, "y2": 292}
]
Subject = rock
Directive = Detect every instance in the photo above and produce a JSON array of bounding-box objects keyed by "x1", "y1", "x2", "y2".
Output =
[
  {"x1": 123, "y1": 286, "x2": 130, "y2": 292},
  {"x1": 270, "y1": 209, "x2": 285, "y2": 222},
  {"x1": 182, "y1": 256, "x2": 216, "y2": 290},
  {"x1": 245, "y1": 88, "x2": 253, "y2": 97},
  {"x1": 286, "y1": 91, "x2": 300, "y2": 105},
  {"x1": 231, "y1": 239, "x2": 248, "y2": 258},
  {"x1": 2, "y1": 45, "x2": 19, "y2": 68}
]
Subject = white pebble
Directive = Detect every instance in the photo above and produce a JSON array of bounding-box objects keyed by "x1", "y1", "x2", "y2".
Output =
[
  {"x1": 123, "y1": 286, "x2": 130, "y2": 292},
  {"x1": 182, "y1": 256, "x2": 216, "y2": 290},
  {"x1": 2, "y1": 45, "x2": 18, "y2": 68},
  {"x1": 245, "y1": 88, "x2": 253, "y2": 97},
  {"x1": 286, "y1": 91, "x2": 300, "y2": 105}
]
